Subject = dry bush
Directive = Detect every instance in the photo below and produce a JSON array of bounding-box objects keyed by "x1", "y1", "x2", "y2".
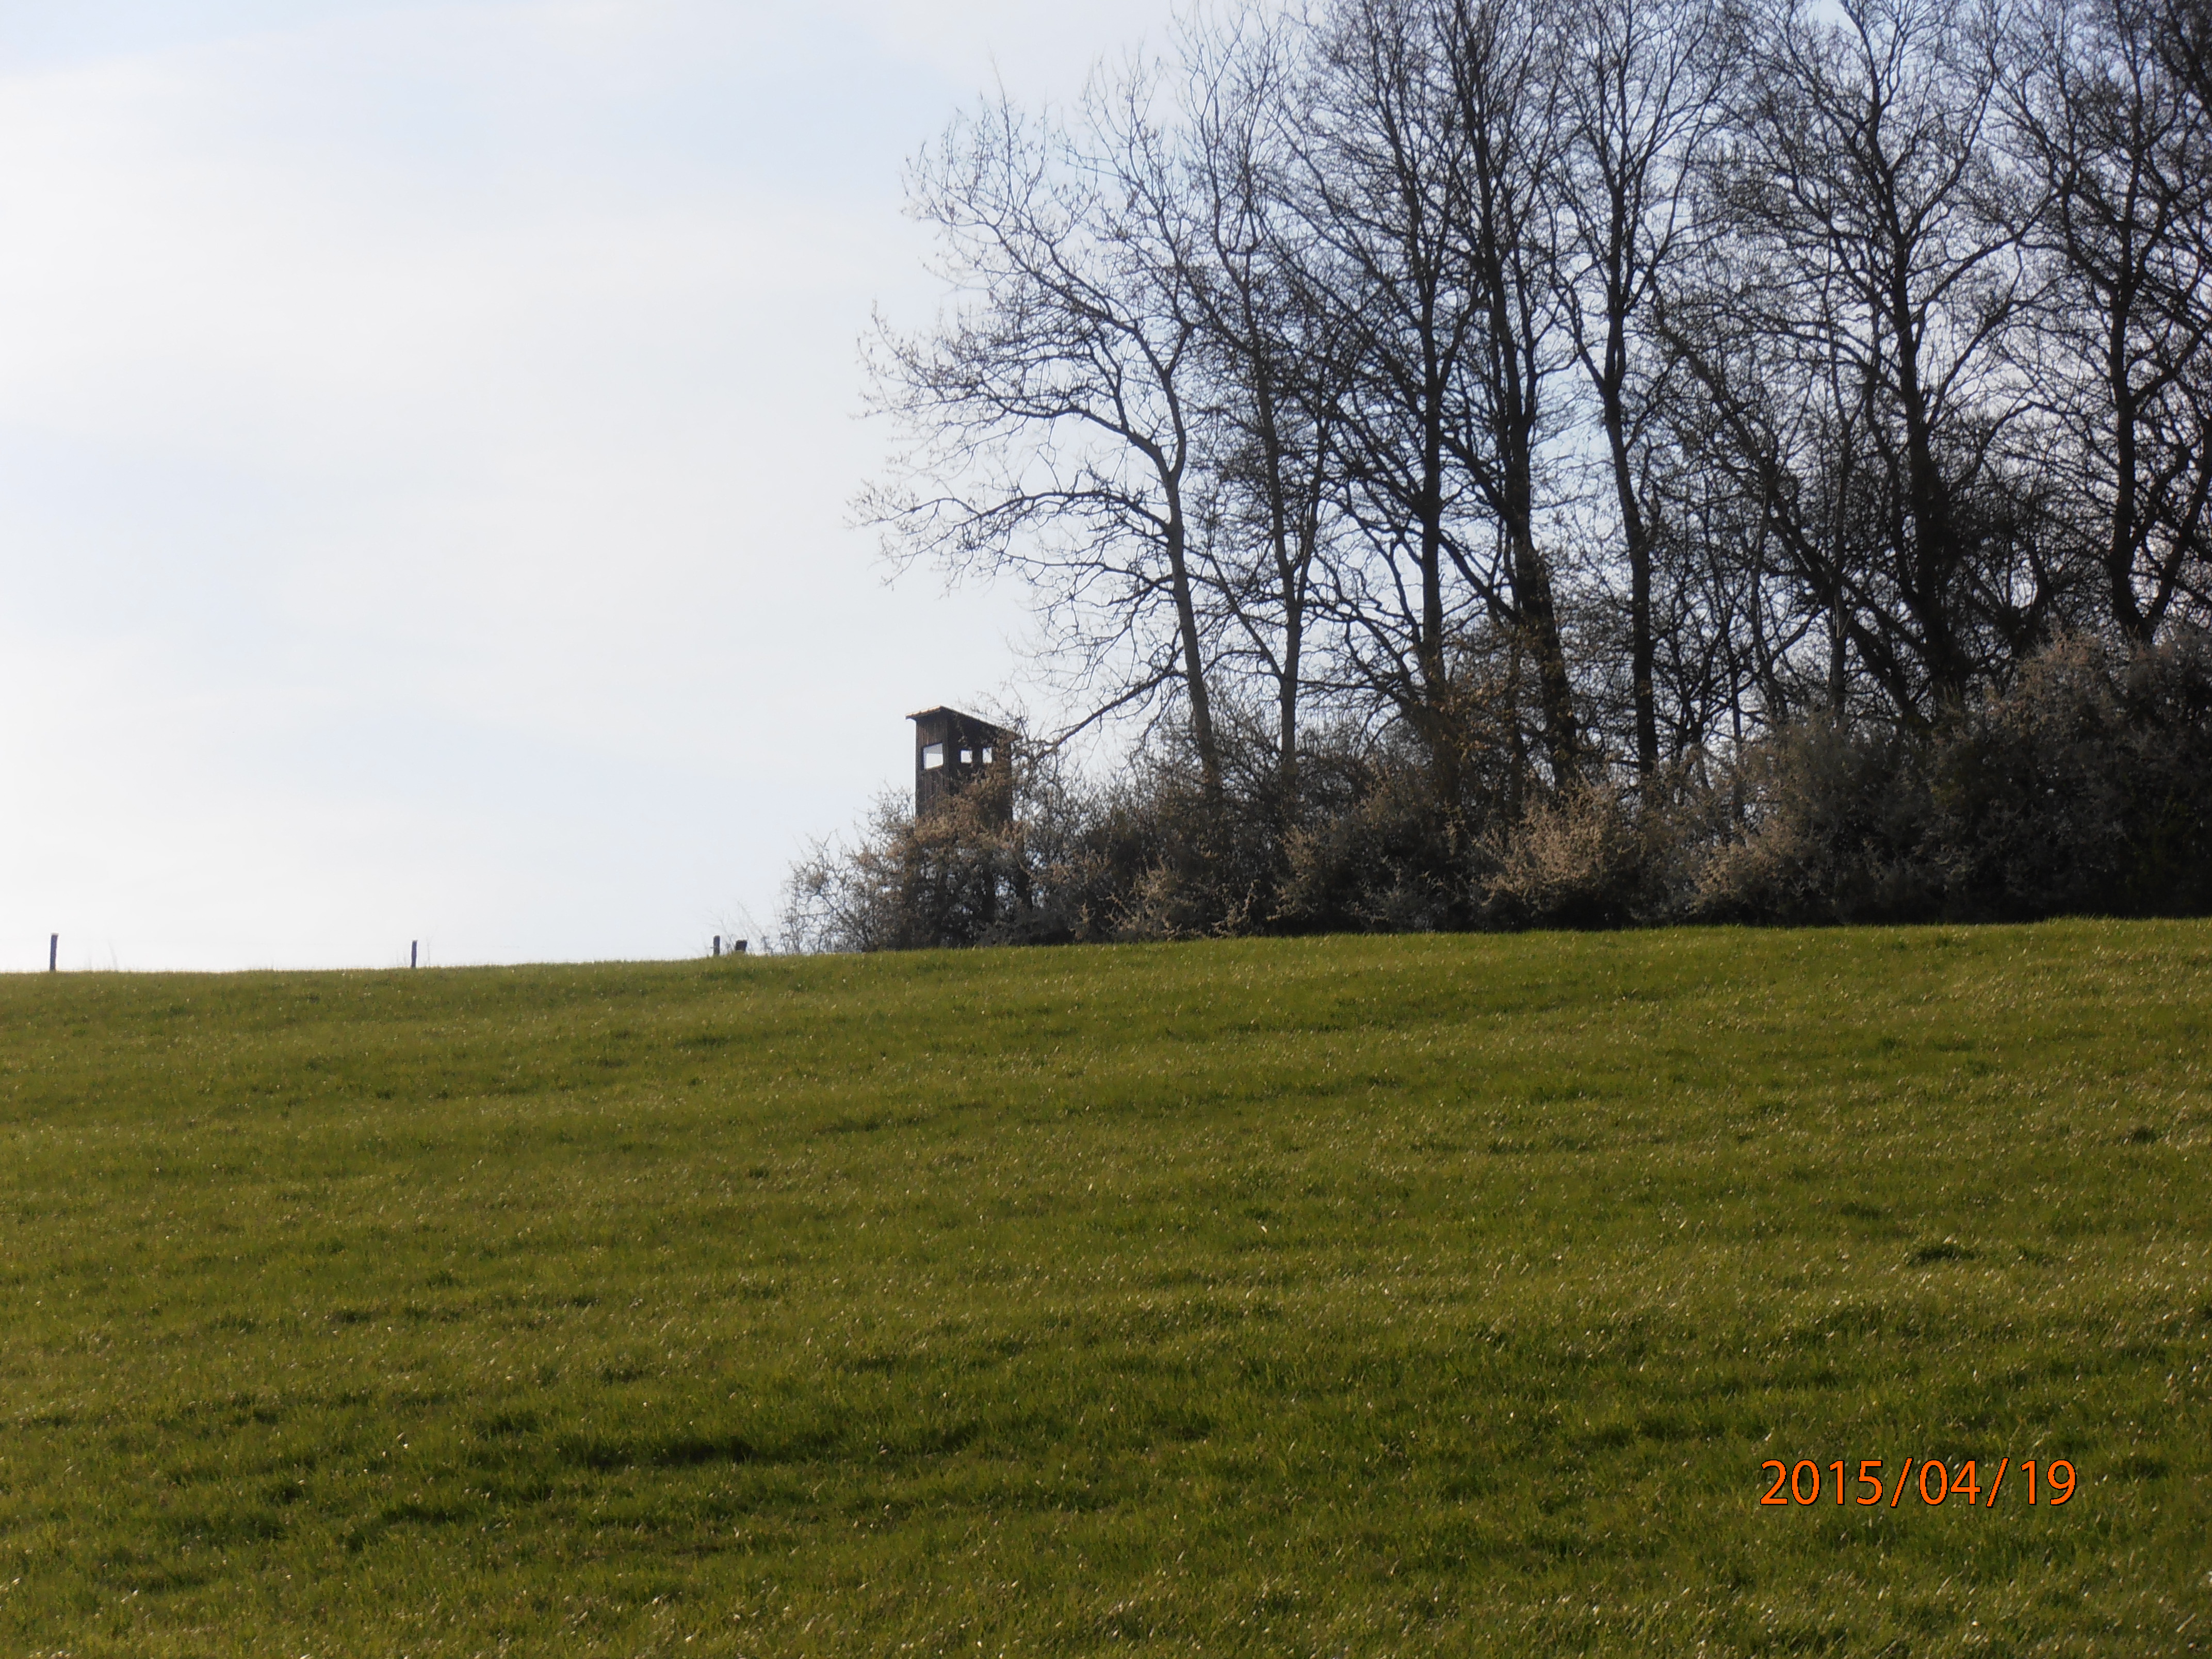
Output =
[
  {"x1": 780, "y1": 779, "x2": 1026, "y2": 954},
  {"x1": 787, "y1": 637, "x2": 2212, "y2": 950},
  {"x1": 1275, "y1": 749, "x2": 1476, "y2": 933},
  {"x1": 1687, "y1": 720, "x2": 1939, "y2": 924},
  {"x1": 1684, "y1": 633, "x2": 2212, "y2": 925},
  {"x1": 1084, "y1": 750, "x2": 1281, "y2": 942},
  {"x1": 1482, "y1": 784, "x2": 1653, "y2": 929},
  {"x1": 2113, "y1": 632, "x2": 2212, "y2": 912},
  {"x1": 1927, "y1": 637, "x2": 2134, "y2": 918},
  {"x1": 1931, "y1": 632, "x2": 2212, "y2": 918},
  {"x1": 779, "y1": 737, "x2": 1289, "y2": 952},
  {"x1": 780, "y1": 758, "x2": 1133, "y2": 952}
]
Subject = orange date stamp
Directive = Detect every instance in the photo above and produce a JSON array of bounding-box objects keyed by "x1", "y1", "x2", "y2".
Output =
[{"x1": 1761, "y1": 1457, "x2": 2075, "y2": 1508}]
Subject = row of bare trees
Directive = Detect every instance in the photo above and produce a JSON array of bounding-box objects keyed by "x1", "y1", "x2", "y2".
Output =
[{"x1": 860, "y1": 0, "x2": 2212, "y2": 820}]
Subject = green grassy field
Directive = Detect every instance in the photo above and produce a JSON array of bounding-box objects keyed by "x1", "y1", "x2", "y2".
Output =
[{"x1": 1, "y1": 922, "x2": 2207, "y2": 1655}]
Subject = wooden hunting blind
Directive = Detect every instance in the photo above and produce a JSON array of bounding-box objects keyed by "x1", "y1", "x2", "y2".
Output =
[{"x1": 910, "y1": 707, "x2": 1015, "y2": 821}]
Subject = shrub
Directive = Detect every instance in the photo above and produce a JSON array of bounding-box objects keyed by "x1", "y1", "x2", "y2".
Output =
[
  {"x1": 1276, "y1": 753, "x2": 1472, "y2": 934},
  {"x1": 784, "y1": 635, "x2": 2212, "y2": 948},
  {"x1": 1930, "y1": 633, "x2": 2212, "y2": 918},
  {"x1": 1481, "y1": 783, "x2": 1654, "y2": 929},
  {"x1": 1928, "y1": 637, "x2": 2137, "y2": 919},
  {"x1": 1689, "y1": 719, "x2": 1938, "y2": 924}
]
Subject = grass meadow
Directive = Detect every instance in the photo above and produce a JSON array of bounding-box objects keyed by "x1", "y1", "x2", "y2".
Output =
[{"x1": 1, "y1": 921, "x2": 2207, "y2": 1655}]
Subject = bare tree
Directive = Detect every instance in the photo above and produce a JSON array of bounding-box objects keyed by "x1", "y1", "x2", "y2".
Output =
[
  {"x1": 1176, "y1": 13, "x2": 1354, "y2": 800},
  {"x1": 1436, "y1": 0, "x2": 1585, "y2": 777},
  {"x1": 1665, "y1": 0, "x2": 2035, "y2": 722},
  {"x1": 1282, "y1": 0, "x2": 1583, "y2": 801},
  {"x1": 2004, "y1": 0, "x2": 2212, "y2": 640},
  {"x1": 860, "y1": 83, "x2": 1225, "y2": 794},
  {"x1": 1284, "y1": 0, "x2": 1492, "y2": 799},
  {"x1": 865, "y1": 0, "x2": 2205, "y2": 817},
  {"x1": 814, "y1": 0, "x2": 2212, "y2": 945},
  {"x1": 1553, "y1": 0, "x2": 1721, "y2": 779}
]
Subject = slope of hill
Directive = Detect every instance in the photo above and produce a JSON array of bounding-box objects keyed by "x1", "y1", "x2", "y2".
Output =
[{"x1": 2, "y1": 922, "x2": 2206, "y2": 1654}]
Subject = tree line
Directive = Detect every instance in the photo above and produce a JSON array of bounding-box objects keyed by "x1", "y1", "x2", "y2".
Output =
[{"x1": 789, "y1": 0, "x2": 2212, "y2": 949}]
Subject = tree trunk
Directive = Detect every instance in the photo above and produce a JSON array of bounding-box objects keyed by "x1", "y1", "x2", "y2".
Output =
[
  {"x1": 1163, "y1": 504, "x2": 1223, "y2": 799},
  {"x1": 1598, "y1": 350, "x2": 1657, "y2": 779}
]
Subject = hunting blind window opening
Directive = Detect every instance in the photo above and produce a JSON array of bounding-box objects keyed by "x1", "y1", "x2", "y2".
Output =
[{"x1": 923, "y1": 744, "x2": 945, "y2": 769}]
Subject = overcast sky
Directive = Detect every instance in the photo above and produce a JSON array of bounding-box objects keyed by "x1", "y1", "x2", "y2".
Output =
[{"x1": 0, "y1": 0, "x2": 1186, "y2": 971}]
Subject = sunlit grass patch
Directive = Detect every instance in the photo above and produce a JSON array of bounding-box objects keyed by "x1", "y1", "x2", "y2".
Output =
[{"x1": 1, "y1": 920, "x2": 2207, "y2": 1654}]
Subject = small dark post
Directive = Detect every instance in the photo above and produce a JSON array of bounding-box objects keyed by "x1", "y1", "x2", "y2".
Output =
[
  {"x1": 733, "y1": 939, "x2": 748, "y2": 955},
  {"x1": 712, "y1": 935, "x2": 722, "y2": 957},
  {"x1": 410, "y1": 940, "x2": 418, "y2": 969},
  {"x1": 48, "y1": 934, "x2": 58, "y2": 972}
]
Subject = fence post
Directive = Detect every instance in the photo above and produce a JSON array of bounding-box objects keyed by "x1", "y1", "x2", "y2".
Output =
[
  {"x1": 411, "y1": 940, "x2": 418, "y2": 969},
  {"x1": 712, "y1": 935, "x2": 721, "y2": 957},
  {"x1": 48, "y1": 934, "x2": 58, "y2": 972}
]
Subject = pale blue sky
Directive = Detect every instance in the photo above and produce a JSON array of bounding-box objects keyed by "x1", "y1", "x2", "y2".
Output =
[{"x1": 1, "y1": 0, "x2": 1183, "y2": 969}]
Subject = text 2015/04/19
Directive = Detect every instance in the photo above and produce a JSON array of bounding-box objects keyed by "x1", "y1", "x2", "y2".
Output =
[{"x1": 1761, "y1": 1458, "x2": 2075, "y2": 1508}]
